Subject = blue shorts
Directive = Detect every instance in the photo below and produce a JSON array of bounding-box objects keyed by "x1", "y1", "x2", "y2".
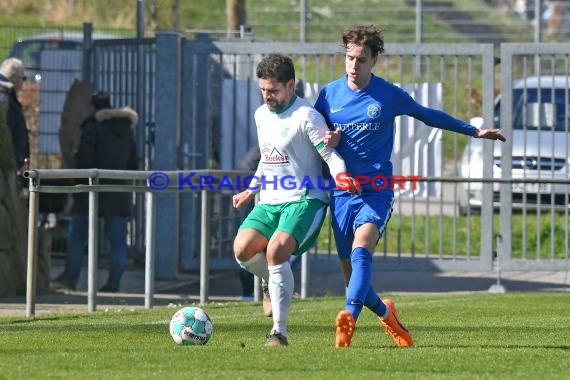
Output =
[{"x1": 330, "y1": 191, "x2": 394, "y2": 260}]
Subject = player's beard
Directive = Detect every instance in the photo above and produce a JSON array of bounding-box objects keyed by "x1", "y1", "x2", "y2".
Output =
[{"x1": 266, "y1": 98, "x2": 284, "y2": 112}]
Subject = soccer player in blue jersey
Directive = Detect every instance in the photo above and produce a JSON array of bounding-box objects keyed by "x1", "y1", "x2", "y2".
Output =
[{"x1": 314, "y1": 25, "x2": 506, "y2": 348}]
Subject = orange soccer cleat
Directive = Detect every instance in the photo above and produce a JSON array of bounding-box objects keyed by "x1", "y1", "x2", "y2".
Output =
[
  {"x1": 335, "y1": 310, "x2": 355, "y2": 348},
  {"x1": 379, "y1": 298, "x2": 414, "y2": 347}
]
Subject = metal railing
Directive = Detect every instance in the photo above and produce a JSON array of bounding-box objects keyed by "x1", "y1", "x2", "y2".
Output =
[
  {"x1": 23, "y1": 168, "x2": 251, "y2": 317},
  {"x1": 23, "y1": 169, "x2": 570, "y2": 317}
]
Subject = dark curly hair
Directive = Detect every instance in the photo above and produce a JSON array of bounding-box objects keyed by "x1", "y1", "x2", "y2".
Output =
[
  {"x1": 256, "y1": 54, "x2": 295, "y2": 85},
  {"x1": 342, "y1": 25, "x2": 385, "y2": 58}
]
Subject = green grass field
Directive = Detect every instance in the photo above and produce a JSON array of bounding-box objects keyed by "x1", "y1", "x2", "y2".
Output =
[{"x1": 1, "y1": 293, "x2": 569, "y2": 379}]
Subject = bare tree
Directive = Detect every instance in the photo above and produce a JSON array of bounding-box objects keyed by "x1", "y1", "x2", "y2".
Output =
[
  {"x1": 171, "y1": 0, "x2": 179, "y2": 31},
  {"x1": 147, "y1": 0, "x2": 158, "y2": 33},
  {"x1": 226, "y1": 0, "x2": 246, "y2": 38}
]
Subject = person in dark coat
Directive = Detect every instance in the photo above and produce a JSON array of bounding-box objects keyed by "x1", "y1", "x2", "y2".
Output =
[
  {"x1": 53, "y1": 91, "x2": 138, "y2": 292},
  {"x1": 0, "y1": 58, "x2": 29, "y2": 175}
]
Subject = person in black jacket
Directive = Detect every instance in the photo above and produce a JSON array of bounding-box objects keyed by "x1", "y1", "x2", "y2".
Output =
[
  {"x1": 0, "y1": 58, "x2": 29, "y2": 176},
  {"x1": 53, "y1": 91, "x2": 138, "y2": 292}
]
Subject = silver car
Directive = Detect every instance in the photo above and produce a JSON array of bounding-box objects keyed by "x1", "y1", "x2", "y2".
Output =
[{"x1": 459, "y1": 75, "x2": 570, "y2": 214}]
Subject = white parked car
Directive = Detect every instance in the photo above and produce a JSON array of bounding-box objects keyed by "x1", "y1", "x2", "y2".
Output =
[{"x1": 459, "y1": 75, "x2": 570, "y2": 214}]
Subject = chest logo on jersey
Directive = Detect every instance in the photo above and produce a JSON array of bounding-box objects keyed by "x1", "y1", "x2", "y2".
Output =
[
  {"x1": 261, "y1": 147, "x2": 290, "y2": 164},
  {"x1": 367, "y1": 103, "x2": 382, "y2": 119}
]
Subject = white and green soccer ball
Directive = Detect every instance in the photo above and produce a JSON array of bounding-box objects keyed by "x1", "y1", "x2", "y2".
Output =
[{"x1": 169, "y1": 306, "x2": 213, "y2": 346}]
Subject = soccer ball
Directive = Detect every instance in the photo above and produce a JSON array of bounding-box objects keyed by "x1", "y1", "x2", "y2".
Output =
[{"x1": 169, "y1": 306, "x2": 213, "y2": 346}]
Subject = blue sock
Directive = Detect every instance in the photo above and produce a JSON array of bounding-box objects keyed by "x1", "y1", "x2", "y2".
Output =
[
  {"x1": 345, "y1": 247, "x2": 372, "y2": 321},
  {"x1": 364, "y1": 286, "x2": 387, "y2": 318}
]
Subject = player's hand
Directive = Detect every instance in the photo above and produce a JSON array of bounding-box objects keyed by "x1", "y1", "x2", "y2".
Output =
[
  {"x1": 232, "y1": 190, "x2": 254, "y2": 210},
  {"x1": 475, "y1": 128, "x2": 506, "y2": 142},
  {"x1": 324, "y1": 128, "x2": 342, "y2": 148},
  {"x1": 335, "y1": 172, "x2": 361, "y2": 195}
]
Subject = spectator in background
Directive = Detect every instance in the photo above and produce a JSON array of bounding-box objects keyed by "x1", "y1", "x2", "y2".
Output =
[
  {"x1": 294, "y1": 78, "x2": 305, "y2": 99},
  {"x1": 544, "y1": 1, "x2": 570, "y2": 36},
  {"x1": 53, "y1": 91, "x2": 138, "y2": 293},
  {"x1": 0, "y1": 58, "x2": 29, "y2": 176}
]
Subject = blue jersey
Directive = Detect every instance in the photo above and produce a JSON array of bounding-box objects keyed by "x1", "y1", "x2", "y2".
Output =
[{"x1": 314, "y1": 74, "x2": 477, "y2": 193}]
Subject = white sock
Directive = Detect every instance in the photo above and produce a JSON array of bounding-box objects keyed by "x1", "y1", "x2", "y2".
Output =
[
  {"x1": 236, "y1": 253, "x2": 269, "y2": 282},
  {"x1": 268, "y1": 262, "x2": 294, "y2": 337}
]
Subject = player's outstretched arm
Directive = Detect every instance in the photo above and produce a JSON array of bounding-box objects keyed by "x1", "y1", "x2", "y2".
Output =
[{"x1": 474, "y1": 128, "x2": 506, "y2": 142}]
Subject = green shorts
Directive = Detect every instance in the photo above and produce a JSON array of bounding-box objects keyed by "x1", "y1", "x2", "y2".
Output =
[{"x1": 239, "y1": 198, "x2": 327, "y2": 256}]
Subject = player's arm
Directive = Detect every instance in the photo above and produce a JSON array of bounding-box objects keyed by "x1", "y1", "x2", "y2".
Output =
[
  {"x1": 245, "y1": 160, "x2": 262, "y2": 194},
  {"x1": 324, "y1": 128, "x2": 342, "y2": 148},
  {"x1": 406, "y1": 97, "x2": 505, "y2": 141},
  {"x1": 314, "y1": 90, "x2": 342, "y2": 148},
  {"x1": 233, "y1": 160, "x2": 262, "y2": 210},
  {"x1": 320, "y1": 149, "x2": 360, "y2": 194},
  {"x1": 232, "y1": 190, "x2": 255, "y2": 210},
  {"x1": 474, "y1": 128, "x2": 506, "y2": 141},
  {"x1": 305, "y1": 110, "x2": 360, "y2": 194}
]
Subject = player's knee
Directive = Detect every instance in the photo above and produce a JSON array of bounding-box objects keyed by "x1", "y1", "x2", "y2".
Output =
[
  {"x1": 266, "y1": 237, "x2": 296, "y2": 265},
  {"x1": 266, "y1": 250, "x2": 291, "y2": 266},
  {"x1": 233, "y1": 238, "x2": 251, "y2": 261}
]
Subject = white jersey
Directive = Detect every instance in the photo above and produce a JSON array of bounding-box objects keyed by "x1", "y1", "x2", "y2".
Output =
[{"x1": 250, "y1": 96, "x2": 345, "y2": 205}]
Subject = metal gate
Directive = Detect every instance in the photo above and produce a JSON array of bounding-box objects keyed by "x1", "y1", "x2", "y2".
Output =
[
  {"x1": 149, "y1": 34, "x2": 498, "y2": 276},
  {"x1": 498, "y1": 43, "x2": 570, "y2": 271},
  {"x1": 86, "y1": 32, "x2": 570, "y2": 277}
]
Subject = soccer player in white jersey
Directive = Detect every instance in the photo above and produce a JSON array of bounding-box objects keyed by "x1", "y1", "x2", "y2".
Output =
[
  {"x1": 314, "y1": 25, "x2": 506, "y2": 348},
  {"x1": 232, "y1": 54, "x2": 359, "y2": 347}
]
